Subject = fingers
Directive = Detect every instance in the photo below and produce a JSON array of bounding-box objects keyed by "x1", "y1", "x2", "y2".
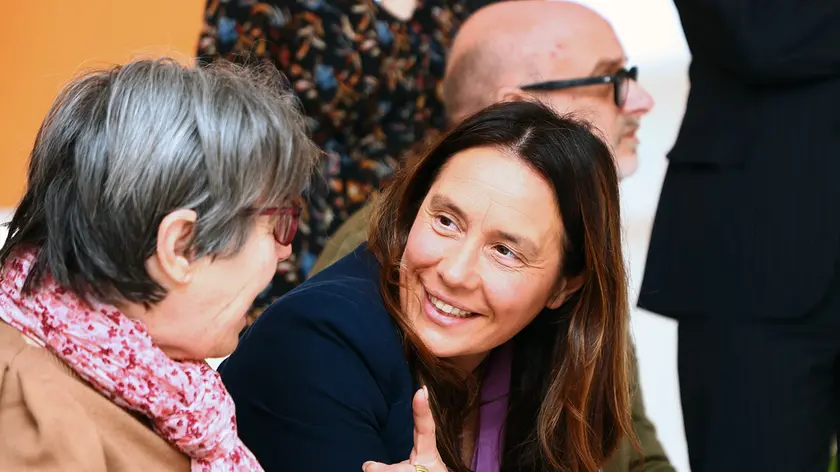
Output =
[
  {"x1": 363, "y1": 387, "x2": 443, "y2": 472},
  {"x1": 362, "y1": 461, "x2": 415, "y2": 472},
  {"x1": 411, "y1": 386, "x2": 438, "y2": 462}
]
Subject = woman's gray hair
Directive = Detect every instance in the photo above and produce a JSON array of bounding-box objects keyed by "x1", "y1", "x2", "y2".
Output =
[{"x1": 0, "y1": 58, "x2": 319, "y2": 304}]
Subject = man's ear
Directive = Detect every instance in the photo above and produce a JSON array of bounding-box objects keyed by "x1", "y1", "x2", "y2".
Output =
[
  {"x1": 546, "y1": 274, "x2": 584, "y2": 310},
  {"x1": 145, "y1": 209, "x2": 198, "y2": 286}
]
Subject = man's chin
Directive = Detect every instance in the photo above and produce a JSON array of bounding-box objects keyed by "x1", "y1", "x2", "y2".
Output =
[{"x1": 616, "y1": 154, "x2": 638, "y2": 179}]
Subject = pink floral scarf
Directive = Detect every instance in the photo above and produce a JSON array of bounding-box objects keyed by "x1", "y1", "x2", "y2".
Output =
[{"x1": 0, "y1": 248, "x2": 263, "y2": 472}]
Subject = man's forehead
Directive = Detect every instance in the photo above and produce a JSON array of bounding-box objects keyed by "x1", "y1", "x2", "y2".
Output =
[
  {"x1": 589, "y1": 56, "x2": 627, "y2": 75},
  {"x1": 456, "y1": 1, "x2": 618, "y2": 49},
  {"x1": 449, "y1": 1, "x2": 625, "y2": 82},
  {"x1": 542, "y1": 25, "x2": 626, "y2": 73}
]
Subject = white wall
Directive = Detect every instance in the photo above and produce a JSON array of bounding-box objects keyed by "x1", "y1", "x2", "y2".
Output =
[
  {"x1": 0, "y1": 208, "x2": 9, "y2": 246},
  {"x1": 573, "y1": 1, "x2": 691, "y2": 470}
]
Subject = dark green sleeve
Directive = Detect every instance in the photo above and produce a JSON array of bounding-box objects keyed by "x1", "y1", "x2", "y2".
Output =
[
  {"x1": 309, "y1": 197, "x2": 377, "y2": 277},
  {"x1": 603, "y1": 343, "x2": 675, "y2": 472}
]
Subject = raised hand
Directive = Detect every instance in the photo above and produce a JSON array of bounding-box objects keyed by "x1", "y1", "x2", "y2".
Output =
[{"x1": 362, "y1": 386, "x2": 447, "y2": 472}]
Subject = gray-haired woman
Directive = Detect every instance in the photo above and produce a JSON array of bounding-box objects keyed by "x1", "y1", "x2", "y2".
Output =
[{"x1": 0, "y1": 58, "x2": 317, "y2": 472}]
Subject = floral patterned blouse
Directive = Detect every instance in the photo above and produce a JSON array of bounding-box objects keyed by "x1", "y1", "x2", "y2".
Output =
[{"x1": 197, "y1": 0, "x2": 494, "y2": 318}]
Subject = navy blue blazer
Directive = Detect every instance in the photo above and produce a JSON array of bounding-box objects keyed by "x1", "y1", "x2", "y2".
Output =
[{"x1": 219, "y1": 244, "x2": 415, "y2": 471}]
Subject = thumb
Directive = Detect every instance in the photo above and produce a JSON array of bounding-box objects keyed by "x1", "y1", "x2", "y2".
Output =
[
  {"x1": 362, "y1": 462, "x2": 390, "y2": 472},
  {"x1": 412, "y1": 386, "x2": 439, "y2": 461},
  {"x1": 362, "y1": 461, "x2": 413, "y2": 472}
]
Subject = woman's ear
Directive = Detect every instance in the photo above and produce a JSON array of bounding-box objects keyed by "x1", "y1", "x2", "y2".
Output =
[
  {"x1": 546, "y1": 274, "x2": 584, "y2": 310},
  {"x1": 145, "y1": 209, "x2": 198, "y2": 286}
]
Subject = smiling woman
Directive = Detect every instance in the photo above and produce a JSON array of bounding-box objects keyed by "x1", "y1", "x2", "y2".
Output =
[
  {"x1": 397, "y1": 147, "x2": 571, "y2": 372},
  {"x1": 218, "y1": 100, "x2": 632, "y2": 472}
]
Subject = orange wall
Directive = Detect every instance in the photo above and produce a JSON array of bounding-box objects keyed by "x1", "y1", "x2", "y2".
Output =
[{"x1": 0, "y1": 0, "x2": 206, "y2": 207}]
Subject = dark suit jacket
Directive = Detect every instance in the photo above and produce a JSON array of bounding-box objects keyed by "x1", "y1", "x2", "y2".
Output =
[
  {"x1": 219, "y1": 245, "x2": 414, "y2": 471},
  {"x1": 639, "y1": 0, "x2": 840, "y2": 320}
]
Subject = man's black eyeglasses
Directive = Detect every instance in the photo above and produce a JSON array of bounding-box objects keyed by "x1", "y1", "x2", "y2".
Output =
[{"x1": 520, "y1": 66, "x2": 638, "y2": 108}]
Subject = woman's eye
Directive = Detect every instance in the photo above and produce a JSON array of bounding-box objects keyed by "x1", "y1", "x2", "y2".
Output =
[
  {"x1": 494, "y1": 245, "x2": 515, "y2": 258},
  {"x1": 437, "y1": 215, "x2": 455, "y2": 228}
]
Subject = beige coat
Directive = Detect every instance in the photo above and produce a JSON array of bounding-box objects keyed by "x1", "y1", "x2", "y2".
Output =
[{"x1": 0, "y1": 321, "x2": 190, "y2": 472}]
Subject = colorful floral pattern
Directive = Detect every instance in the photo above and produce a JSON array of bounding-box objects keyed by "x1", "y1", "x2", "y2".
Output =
[
  {"x1": 197, "y1": 0, "x2": 490, "y2": 318},
  {"x1": 0, "y1": 247, "x2": 262, "y2": 472}
]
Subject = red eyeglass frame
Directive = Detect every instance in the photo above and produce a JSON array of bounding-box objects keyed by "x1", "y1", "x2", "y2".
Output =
[{"x1": 253, "y1": 204, "x2": 301, "y2": 245}]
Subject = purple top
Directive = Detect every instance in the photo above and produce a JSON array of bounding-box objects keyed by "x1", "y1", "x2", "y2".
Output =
[{"x1": 470, "y1": 342, "x2": 513, "y2": 472}]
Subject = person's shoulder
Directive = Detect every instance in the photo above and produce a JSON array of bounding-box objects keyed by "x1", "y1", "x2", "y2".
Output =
[
  {"x1": 233, "y1": 244, "x2": 403, "y2": 371},
  {"x1": 270, "y1": 244, "x2": 388, "y2": 328},
  {"x1": 220, "y1": 245, "x2": 411, "y2": 415},
  {"x1": 0, "y1": 321, "x2": 30, "y2": 365},
  {"x1": 0, "y1": 324, "x2": 103, "y2": 470},
  {"x1": 309, "y1": 199, "x2": 375, "y2": 276},
  {"x1": 0, "y1": 323, "x2": 68, "y2": 391},
  {"x1": 0, "y1": 322, "x2": 190, "y2": 471}
]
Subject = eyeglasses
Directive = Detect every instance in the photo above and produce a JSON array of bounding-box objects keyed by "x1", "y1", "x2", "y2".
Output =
[
  {"x1": 249, "y1": 204, "x2": 301, "y2": 246},
  {"x1": 520, "y1": 66, "x2": 638, "y2": 108}
]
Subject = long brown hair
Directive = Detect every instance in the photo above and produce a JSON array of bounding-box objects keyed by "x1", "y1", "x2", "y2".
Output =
[{"x1": 367, "y1": 100, "x2": 631, "y2": 472}]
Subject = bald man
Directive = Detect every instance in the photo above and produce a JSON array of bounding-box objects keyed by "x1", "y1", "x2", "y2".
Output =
[
  {"x1": 309, "y1": 4, "x2": 668, "y2": 471},
  {"x1": 441, "y1": 0, "x2": 653, "y2": 177}
]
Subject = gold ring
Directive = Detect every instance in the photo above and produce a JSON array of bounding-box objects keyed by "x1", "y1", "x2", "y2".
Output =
[{"x1": 413, "y1": 466, "x2": 429, "y2": 472}]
